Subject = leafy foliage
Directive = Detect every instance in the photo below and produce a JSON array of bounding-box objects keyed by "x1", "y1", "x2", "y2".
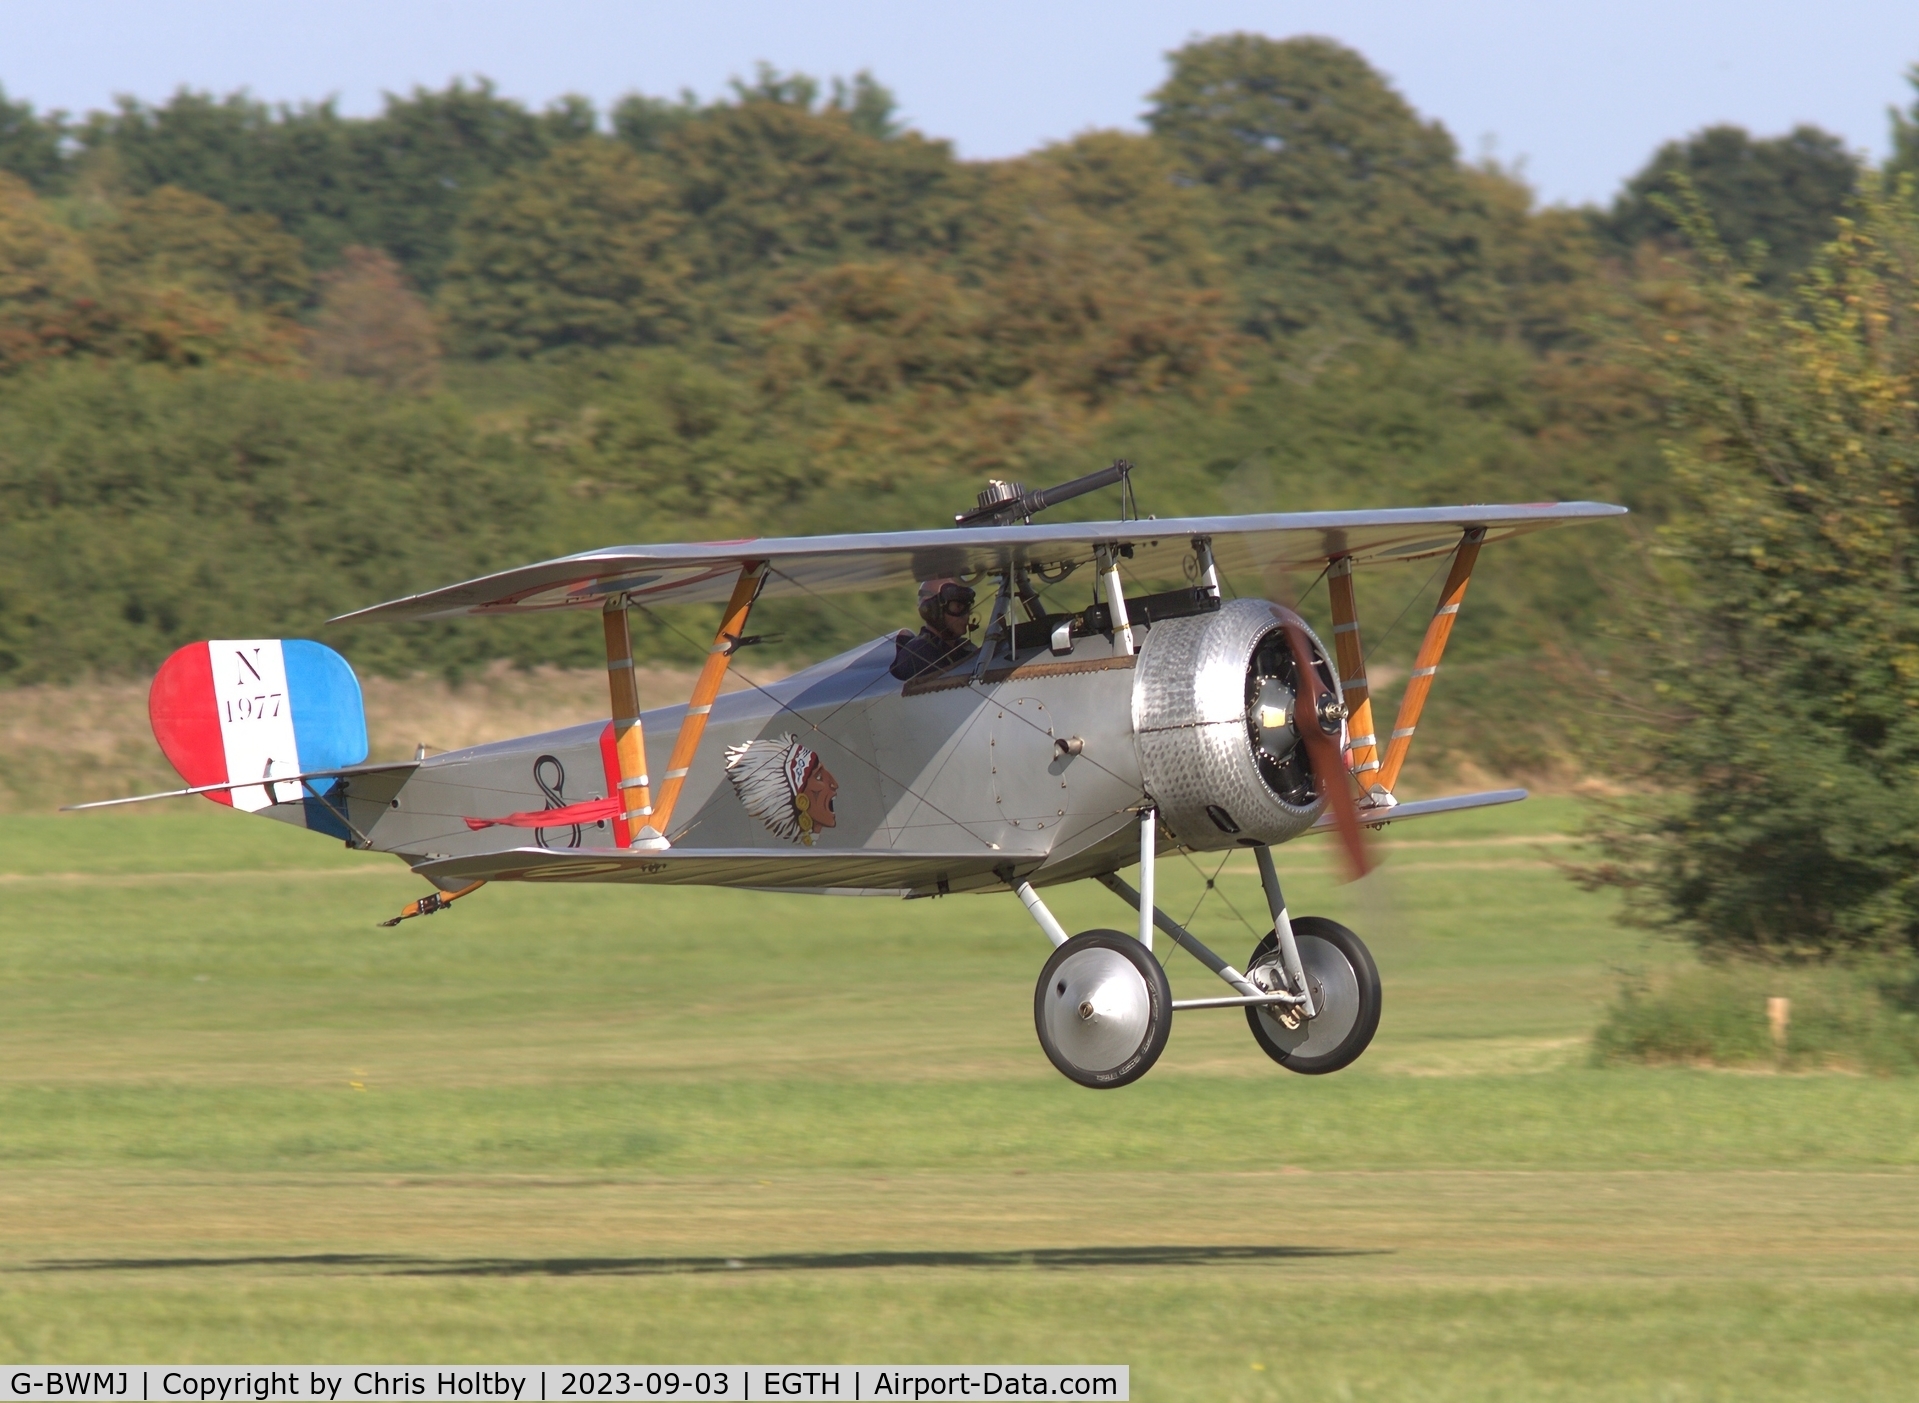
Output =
[
  {"x1": 0, "y1": 84, "x2": 66, "y2": 192},
  {"x1": 1583, "y1": 182, "x2": 1919, "y2": 961},
  {"x1": 0, "y1": 175, "x2": 305, "y2": 372},
  {"x1": 1601, "y1": 124, "x2": 1858, "y2": 292},
  {"x1": 87, "y1": 185, "x2": 311, "y2": 313},
  {"x1": 1147, "y1": 34, "x2": 1506, "y2": 343},
  {"x1": 0, "y1": 174, "x2": 109, "y2": 370},
  {"x1": 71, "y1": 82, "x2": 595, "y2": 282},
  {"x1": 1592, "y1": 963, "x2": 1919, "y2": 1073},
  {"x1": 646, "y1": 92, "x2": 968, "y2": 316},
  {"x1": 1894, "y1": 66, "x2": 1919, "y2": 189},
  {"x1": 310, "y1": 247, "x2": 441, "y2": 393},
  {"x1": 0, "y1": 365, "x2": 559, "y2": 683},
  {"x1": 438, "y1": 144, "x2": 690, "y2": 356}
]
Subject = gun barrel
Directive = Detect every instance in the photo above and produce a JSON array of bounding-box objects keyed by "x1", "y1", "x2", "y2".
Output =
[
  {"x1": 955, "y1": 461, "x2": 1131, "y2": 527},
  {"x1": 1018, "y1": 463, "x2": 1127, "y2": 518}
]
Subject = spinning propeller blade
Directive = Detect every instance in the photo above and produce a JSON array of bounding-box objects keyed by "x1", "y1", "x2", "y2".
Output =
[{"x1": 1280, "y1": 617, "x2": 1373, "y2": 882}]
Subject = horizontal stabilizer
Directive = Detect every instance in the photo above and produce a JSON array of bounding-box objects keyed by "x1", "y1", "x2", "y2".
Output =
[{"x1": 62, "y1": 760, "x2": 418, "y2": 812}]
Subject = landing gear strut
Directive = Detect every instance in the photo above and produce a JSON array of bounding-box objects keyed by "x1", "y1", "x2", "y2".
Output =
[{"x1": 1009, "y1": 811, "x2": 1379, "y2": 1087}]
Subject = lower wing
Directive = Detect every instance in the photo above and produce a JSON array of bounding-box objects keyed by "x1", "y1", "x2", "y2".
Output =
[{"x1": 410, "y1": 845, "x2": 1046, "y2": 896}]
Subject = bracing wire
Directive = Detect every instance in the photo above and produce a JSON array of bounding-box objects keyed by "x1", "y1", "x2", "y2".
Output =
[
  {"x1": 1362, "y1": 553, "x2": 1453, "y2": 667},
  {"x1": 633, "y1": 599, "x2": 1015, "y2": 851}
]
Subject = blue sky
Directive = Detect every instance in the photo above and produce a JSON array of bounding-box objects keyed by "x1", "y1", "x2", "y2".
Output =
[{"x1": 4, "y1": 0, "x2": 1915, "y2": 207}]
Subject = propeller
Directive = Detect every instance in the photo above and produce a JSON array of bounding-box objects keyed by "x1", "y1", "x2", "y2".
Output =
[{"x1": 1279, "y1": 616, "x2": 1373, "y2": 883}]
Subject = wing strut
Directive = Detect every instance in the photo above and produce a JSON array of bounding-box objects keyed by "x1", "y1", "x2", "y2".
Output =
[
  {"x1": 603, "y1": 597, "x2": 665, "y2": 849},
  {"x1": 1375, "y1": 528, "x2": 1485, "y2": 794},
  {"x1": 649, "y1": 561, "x2": 767, "y2": 839},
  {"x1": 1327, "y1": 555, "x2": 1386, "y2": 805}
]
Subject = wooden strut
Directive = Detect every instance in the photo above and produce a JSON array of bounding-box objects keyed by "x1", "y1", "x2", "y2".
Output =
[
  {"x1": 648, "y1": 561, "x2": 767, "y2": 840},
  {"x1": 1326, "y1": 556, "x2": 1385, "y2": 803},
  {"x1": 602, "y1": 596, "x2": 659, "y2": 848},
  {"x1": 1374, "y1": 528, "x2": 1486, "y2": 795}
]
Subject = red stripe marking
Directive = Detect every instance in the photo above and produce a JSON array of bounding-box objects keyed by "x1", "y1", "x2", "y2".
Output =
[
  {"x1": 600, "y1": 721, "x2": 630, "y2": 849},
  {"x1": 464, "y1": 796, "x2": 620, "y2": 832},
  {"x1": 148, "y1": 643, "x2": 232, "y2": 806}
]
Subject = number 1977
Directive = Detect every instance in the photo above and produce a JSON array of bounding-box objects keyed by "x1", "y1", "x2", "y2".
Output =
[{"x1": 224, "y1": 693, "x2": 283, "y2": 722}]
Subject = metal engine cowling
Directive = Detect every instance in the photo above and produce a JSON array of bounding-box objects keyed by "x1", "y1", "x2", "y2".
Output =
[{"x1": 1131, "y1": 597, "x2": 1343, "y2": 851}]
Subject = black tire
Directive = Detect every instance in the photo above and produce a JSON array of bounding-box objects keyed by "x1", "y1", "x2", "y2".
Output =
[
  {"x1": 1033, "y1": 930, "x2": 1173, "y2": 1089},
  {"x1": 1244, "y1": 916, "x2": 1381, "y2": 1075}
]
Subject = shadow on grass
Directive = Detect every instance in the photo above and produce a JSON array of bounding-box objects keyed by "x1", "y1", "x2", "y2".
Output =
[{"x1": 23, "y1": 1245, "x2": 1382, "y2": 1276}]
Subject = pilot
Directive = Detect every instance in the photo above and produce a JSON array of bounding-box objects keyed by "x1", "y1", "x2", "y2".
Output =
[{"x1": 891, "y1": 577, "x2": 978, "y2": 681}]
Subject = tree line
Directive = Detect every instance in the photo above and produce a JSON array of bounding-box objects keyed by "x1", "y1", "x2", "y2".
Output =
[{"x1": 6, "y1": 36, "x2": 1919, "y2": 964}]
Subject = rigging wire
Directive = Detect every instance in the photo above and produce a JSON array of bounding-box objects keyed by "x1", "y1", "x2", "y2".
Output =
[
  {"x1": 633, "y1": 597, "x2": 1012, "y2": 851},
  {"x1": 1178, "y1": 846, "x2": 1263, "y2": 941},
  {"x1": 761, "y1": 562, "x2": 1145, "y2": 802},
  {"x1": 1361, "y1": 552, "x2": 1453, "y2": 668}
]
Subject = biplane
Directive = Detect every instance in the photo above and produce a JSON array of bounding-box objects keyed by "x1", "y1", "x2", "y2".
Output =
[{"x1": 72, "y1": 466, "x2": 1625, "y2": 1087}]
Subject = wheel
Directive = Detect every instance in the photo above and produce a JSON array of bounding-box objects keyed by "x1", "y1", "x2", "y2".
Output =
[
  {"x1": 1244, "y1": 917, "x2": 1381, "y2": 1074},
  {"x1": 1034, "y1": 930, "x2": 1173, "y2": 1089}
]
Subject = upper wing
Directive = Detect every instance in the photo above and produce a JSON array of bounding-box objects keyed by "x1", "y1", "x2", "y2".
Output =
[{"x1": 332, "y1": 502, "x2": 1627, "y2": 623}]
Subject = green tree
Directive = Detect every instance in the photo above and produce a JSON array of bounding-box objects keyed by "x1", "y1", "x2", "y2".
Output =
[
  {"x1": 75, "y1": 90, "x2": 348, "y2": 240},
  {"x1": 0, "y1": 85, "x2": 66, "y2": 192},
  {"x1": 1146, "y1": 33, "x2": 1500, "y2": 343},
  {"x1": 0, "y1": 173, "x2": 109, "y2": 371},
  {"x1": 74, "y1": 81, "x2": 593, "y2": 283},
  {"x1": 1586, "y1": 183, "x2": 1919, "y2": 962},
  {"x1": 1601, "y1": 124, "x2": 1857, "y2": 292},
  {"x1": 87, "y1": 184, "x2": 311, "y2": 312},
  {"x1": 759, "y1": 147, "x2": 1236, "y2": 409},
  {"x1": 0, "y1": 175, "x2": 307, "y2": 373},
  {"x1": 1468, "y1": 162, "x2": 1608, "y2": 354},
  {"x1": 347, "y1": 82, "x2": 595, "y2": 282},
  {"x1": 647, "y1": 90, "x2": 969, "y2": 316},
  {"x1": 611, "y1": 90, "x2": 706, "y2": 153},
  {"x1": 437, "y1": 143, "x2": 691, "y2": 356},
  {"x1": 1033, "y1": 131, "x2": 1224, "y2": 286},
  {"x1": 1891, "y1": 65, "x2": 1919, "y2": 189}
]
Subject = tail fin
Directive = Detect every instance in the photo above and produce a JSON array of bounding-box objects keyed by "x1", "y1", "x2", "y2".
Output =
[{"x1": 149, "y1": 639, "x2": 367, "y2": 832}]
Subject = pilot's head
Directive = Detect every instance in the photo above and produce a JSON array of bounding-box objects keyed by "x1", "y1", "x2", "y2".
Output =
[{"x1": 918, "y1": 577, "x2": 976, "y2": 636}]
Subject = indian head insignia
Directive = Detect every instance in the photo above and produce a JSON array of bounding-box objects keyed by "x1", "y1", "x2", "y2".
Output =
[{"x1": 724, "y1": 733, "x2": 839, "y2": 845}]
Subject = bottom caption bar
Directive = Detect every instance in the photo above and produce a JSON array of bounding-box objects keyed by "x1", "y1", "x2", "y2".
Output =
[{"x1": 4, "y1": 1369, "x2": 1126, "y2": 1402}]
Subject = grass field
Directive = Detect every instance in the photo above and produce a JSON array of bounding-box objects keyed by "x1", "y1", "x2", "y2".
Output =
[{"x1": 2, "y1": 797, "x2": 1916, "y2": 1399}]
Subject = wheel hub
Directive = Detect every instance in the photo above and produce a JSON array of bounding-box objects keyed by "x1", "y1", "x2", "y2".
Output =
[
  {"x1": 1043, "y1": 947, "x2": 1154, "y2": 1074},
  {"x1": 1250, "y1": 953, "x2": 1314, "y2": 1029}
]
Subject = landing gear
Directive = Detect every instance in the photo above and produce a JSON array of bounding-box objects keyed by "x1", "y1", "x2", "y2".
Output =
[
  {"x1": 1011, "y1": 821, "x2": 1377, "y2": 1087},
  {"x1": 1245, "y1": 917, "x2": 1380, "y2": 1074},
  {"x1": 1033, "y1": 930, "x2": 1172, "y2": 1089}
]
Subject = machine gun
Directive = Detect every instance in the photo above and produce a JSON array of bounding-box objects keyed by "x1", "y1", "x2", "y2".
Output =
[{"x1": 953, "y1": 460, "x2": 1135, "y2": 528}]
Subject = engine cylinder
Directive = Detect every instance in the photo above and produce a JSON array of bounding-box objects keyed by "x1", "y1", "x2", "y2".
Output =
[{"x1": 1131, "y1": 598, "x2": 1342, "y2": 851}]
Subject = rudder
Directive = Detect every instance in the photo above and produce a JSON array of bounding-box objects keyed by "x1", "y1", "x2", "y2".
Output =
[{"x1": 149, "y1": 639, "x2": 367, "y2": 830}]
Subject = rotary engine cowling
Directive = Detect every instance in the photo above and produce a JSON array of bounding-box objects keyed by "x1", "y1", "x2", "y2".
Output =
[{"x1": 1131, "y1": 598, "x2": 1343, "y2": 851}]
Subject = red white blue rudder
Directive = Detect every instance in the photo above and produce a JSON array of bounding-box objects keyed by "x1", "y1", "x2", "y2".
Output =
[{"x1": 149, "y1": 640, "x2": 368, "y2": 833}]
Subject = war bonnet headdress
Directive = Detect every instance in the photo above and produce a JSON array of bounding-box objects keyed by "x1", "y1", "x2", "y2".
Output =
[{"x1": 724, "y1": 733, "x2": 823, "y2": 845}]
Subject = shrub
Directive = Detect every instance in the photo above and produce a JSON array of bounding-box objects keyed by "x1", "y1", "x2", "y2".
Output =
[{"x1": 1593, "y1": 962, "x2": 1919, "y2": 1074}]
